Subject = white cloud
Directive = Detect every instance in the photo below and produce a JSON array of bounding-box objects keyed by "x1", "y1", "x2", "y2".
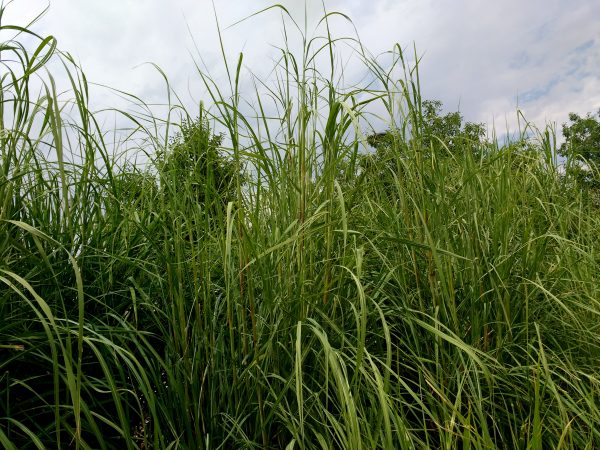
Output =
[{"x1": 4, "y1": 0, "x2": 600, "y2": 142}]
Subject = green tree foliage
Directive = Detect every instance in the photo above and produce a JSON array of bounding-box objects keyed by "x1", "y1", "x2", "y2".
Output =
[
  {"x1": 157, "y1": 112, "x2": 238, "y2": 214},
  {"x1": 358, "y1": 100, "x2": 486, "y2": 196},
  {"x1": 419, "y1": 99, "x2": 486, "y2": 154},
  {"x1": 367, "y1": 100, "x2": 484, "y2": 149},
  {"x1": 365, "y1": 100, "x2": 485, "y2": 157},
  {"x1": 559, "y1": 109, "x2": 600, "y2": 190}
]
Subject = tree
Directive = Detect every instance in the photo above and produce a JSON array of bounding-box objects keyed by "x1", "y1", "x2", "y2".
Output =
[
  {"x1": 348, "y1": 100, "x2": 482, "y2": 205},
  {"x1": 359, "y1": 100, "x2": 486, "y2": 188},
  {"x1": 366, "y1": 100, "x2": 485, "y2": 157},
  {"x1": 157, "y1": 112, "x2": 239, "y2": 214},
  {"x1": 559, "y1": 110, "x2": 600, "y2": 190},
  {"x1": 419, "y1": 100, "x2": 486, "y2": 154}
]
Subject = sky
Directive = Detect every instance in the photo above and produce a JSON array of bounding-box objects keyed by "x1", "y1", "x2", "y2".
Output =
[{"x1": 5, "y1": 0, "x2": 600, "y2": 142}]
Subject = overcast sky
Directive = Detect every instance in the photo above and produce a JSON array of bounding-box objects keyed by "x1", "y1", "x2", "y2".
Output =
[{"x1": 6, "y1": 0, "x2": 600, "y2": 140}]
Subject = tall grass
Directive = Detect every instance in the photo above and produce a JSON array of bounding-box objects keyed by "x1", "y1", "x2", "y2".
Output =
[{"x1": 1, "y1": 4, "x2": 599, "y2": 449}]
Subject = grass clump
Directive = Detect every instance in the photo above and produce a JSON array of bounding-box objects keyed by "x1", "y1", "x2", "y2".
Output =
[{"x1": 1, "y1": 4, "x2": 599, "y2": 449}]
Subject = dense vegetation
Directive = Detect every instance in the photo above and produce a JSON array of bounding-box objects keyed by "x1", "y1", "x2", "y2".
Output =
[{"x1": 1, "y1": 5, "x2": 599, "y2": 449}]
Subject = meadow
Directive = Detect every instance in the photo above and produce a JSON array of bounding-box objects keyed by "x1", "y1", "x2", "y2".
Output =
[{"x1": 1, "y1": 5, "x2": 599, "y2": 449}]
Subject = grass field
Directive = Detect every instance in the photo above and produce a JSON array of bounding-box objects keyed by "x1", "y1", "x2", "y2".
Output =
[{"x1": 1, "y1": 5, "x2": 599, "y2": 449}]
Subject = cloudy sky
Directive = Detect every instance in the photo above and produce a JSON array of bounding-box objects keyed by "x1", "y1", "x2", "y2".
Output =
[{"x1": 6, "y1": 0, "x2": 600, "y2": 140}]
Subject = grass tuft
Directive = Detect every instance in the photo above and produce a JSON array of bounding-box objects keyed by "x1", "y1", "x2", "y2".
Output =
[{"x1": 1, "y1": 3, "x2": 599, "y2": 449}]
